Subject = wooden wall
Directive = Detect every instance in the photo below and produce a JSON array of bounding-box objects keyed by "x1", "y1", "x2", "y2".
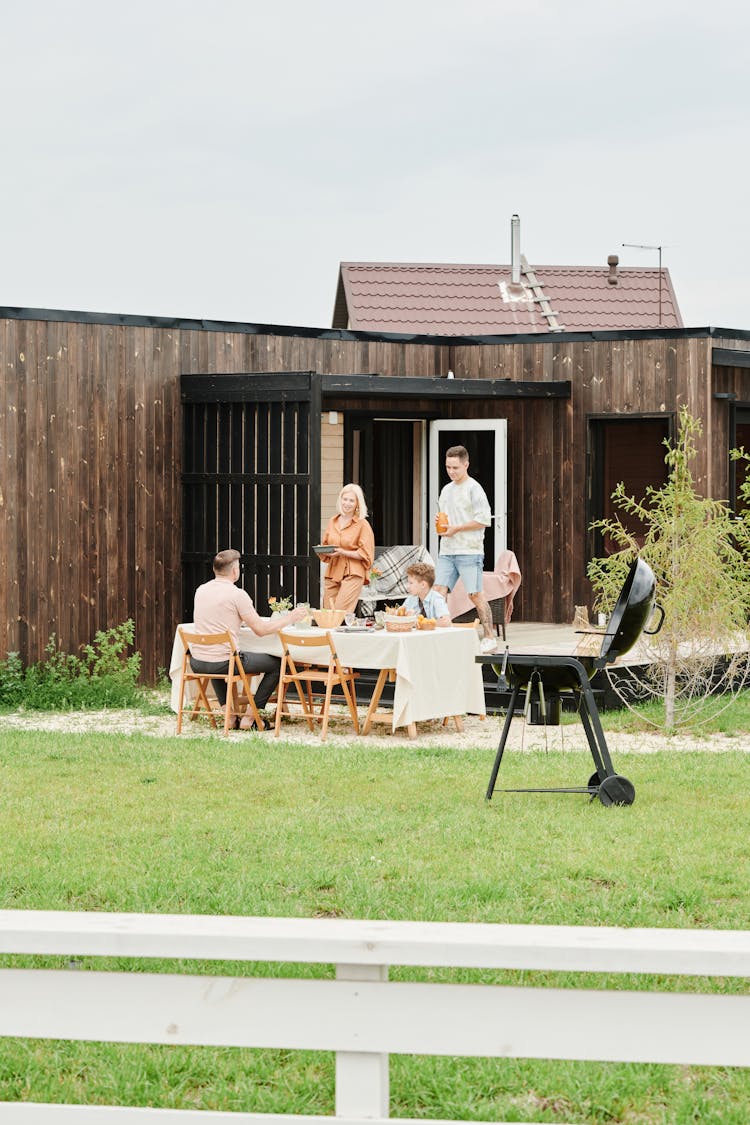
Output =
[
  {"x1": 0, "y1": 317, "x2": 451, "y2": 680},
  {"x1": 0, "y1": 312, "x2": 742, "y2": 682}
]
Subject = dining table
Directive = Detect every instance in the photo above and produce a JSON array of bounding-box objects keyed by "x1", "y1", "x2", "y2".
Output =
[{"x1": 169, "y1": 623, "x2": 486, "y2": 737}]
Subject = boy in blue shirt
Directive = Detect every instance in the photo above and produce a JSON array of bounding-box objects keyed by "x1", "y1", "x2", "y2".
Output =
[{"x1": 401, "y1": 562, "x2": 451, "y2": 626}]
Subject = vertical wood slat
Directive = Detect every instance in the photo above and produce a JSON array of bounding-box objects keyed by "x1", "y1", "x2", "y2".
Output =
[
  {"x1": 150, "y1": 329, "x2": 166, "y2": 649},
  {"x1": 15, "y1": 322, "x2": 29, "y2": 660},
  {"x1": 0, "y1": 320, "x2": 10, "y2": 655},
  {"x1": 2, "y1": 321, "x2": 20, "y2": 658}
]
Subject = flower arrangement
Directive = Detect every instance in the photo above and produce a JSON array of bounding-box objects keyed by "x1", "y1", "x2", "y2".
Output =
[
  {"x1": 268, "y1": 595, "x2": 293, "y2": 614},
  {"x1": 368, "y1": 566, "x2": 382, "y2": 584}
]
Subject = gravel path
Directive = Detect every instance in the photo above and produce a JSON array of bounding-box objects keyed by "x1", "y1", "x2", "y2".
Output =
[{"x1": 2, "y1": 703, "x2": 745, "y2": 753}]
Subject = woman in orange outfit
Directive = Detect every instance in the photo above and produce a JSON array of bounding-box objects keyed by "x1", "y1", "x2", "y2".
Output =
[{"x1": 321, "y1": 484, "x2": 375, "y2": 612}]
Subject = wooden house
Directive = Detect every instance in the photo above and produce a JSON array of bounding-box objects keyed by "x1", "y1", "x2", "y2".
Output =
[{"x1": 2, "y1": 301, "x2": 750, "y2": 683}]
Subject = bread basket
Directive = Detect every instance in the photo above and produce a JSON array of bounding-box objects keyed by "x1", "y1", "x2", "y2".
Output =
[
  {"x1": 383, "y1": 612, "x2": 417, "y2": 633},
  {"x1": 311, "y1": 608, "x2": 346, "y2": 629}
]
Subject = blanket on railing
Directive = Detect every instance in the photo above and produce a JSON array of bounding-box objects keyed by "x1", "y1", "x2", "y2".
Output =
[
  {"x1": 446, "y1": 548, "x2": 522, "y2": 625},
  {"x1": 359, "y1": 544, "x2": 434, "y2": 616}
]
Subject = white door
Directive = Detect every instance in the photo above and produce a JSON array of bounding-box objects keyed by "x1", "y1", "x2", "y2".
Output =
[{"x1": 428, "y1": 420, "x2": 507, "y2": 569}]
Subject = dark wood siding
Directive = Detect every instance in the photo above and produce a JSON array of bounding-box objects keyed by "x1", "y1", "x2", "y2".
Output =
[{"x1": 0, "y1": 311, "x2": 744, "y2": 681}]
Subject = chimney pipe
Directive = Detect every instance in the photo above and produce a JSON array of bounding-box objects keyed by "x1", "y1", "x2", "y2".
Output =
[
  {"x1": 607, "y1": 254, "x2": 619, "y2": 285},
  {"x1": 511, "y1": 214, "x2": 521, "y2": 287}
]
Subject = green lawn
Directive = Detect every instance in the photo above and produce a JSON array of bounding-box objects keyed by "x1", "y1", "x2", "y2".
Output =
[{"x1": 1, "y1": 728, "x2": 749, "y2": 1122}]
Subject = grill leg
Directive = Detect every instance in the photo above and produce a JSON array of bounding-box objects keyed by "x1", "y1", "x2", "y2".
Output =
[
  {"x1": 486, "y1": 683, "x2": 521, "y2": 800},
  {"x1": 578, "y1": 680, "x2": 616, "y2": 779}
]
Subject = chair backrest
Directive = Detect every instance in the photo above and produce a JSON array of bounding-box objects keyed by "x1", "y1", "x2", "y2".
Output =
[
  {"x1": 178, "y1": 627, "x2": 236, "y2": 653},
  {"x1": 278, "y1": 629, "x2": 337, "y2": 662},
  {"x1": 278, "y1": 630, "x2": 335, "y2": 649}
]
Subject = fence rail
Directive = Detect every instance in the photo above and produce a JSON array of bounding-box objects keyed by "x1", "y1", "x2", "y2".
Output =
[{"x1": 1, "y1": 910, "x2": 750, "y2": 1124}]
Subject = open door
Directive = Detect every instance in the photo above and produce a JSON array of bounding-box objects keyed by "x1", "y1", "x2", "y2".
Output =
[{"x1": 428, "y1": 420, "x2": 507, "y2": 569}]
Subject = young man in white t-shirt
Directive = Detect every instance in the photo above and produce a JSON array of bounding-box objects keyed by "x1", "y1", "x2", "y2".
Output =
[{"x1": 433, "y1": 445, "x2": 496, "y2": 653}]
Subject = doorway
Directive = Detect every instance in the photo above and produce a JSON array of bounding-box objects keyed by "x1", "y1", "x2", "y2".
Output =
[
  {"x1": 588, "y1": 416, "x2": 672, "y2": 557},
  {"x1": 732, "y1": 405, "x2": 750, "y2": 515},
  {"x1": 428, "y1": 420, "x2": 507, "y2": 570},
  {"x1": 345, "y1": 416, "x2": 425, "y2": 546}
]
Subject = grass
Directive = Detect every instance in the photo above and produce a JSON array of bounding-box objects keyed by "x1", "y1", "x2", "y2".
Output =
[
  {"x1": 1, "y1": 728, "x2": 750, "y2": 1121},
  {"x1": 598, "y1": 688, "x2": 750, "y2": 736}
]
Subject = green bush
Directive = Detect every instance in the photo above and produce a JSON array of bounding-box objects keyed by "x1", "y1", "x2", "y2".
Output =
[{"x1": 0, "y1": 621, "x2": 143, "y2": 711}]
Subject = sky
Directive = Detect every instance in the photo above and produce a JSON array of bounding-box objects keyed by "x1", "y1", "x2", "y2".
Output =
[{"x1": 3, "y1": 0, "x2": 750, "y2": 331}]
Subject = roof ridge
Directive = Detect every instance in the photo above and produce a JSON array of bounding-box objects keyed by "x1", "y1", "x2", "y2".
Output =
[{"x1": 341, "y1": 261, "x2": 674, "y2": 274}]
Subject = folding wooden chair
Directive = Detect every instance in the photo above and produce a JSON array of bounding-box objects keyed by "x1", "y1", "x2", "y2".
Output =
[
  {"x1": 273, "y1": 631, "x2": 359, "y2": 741},
  {"x1": 176, "y1": 628, "x2": 264, "y2": 736}
]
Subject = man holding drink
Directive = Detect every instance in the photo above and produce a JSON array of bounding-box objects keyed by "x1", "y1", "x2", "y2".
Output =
[{"x1": 433, "y1": 445, "x2": 497, "y2": 653}]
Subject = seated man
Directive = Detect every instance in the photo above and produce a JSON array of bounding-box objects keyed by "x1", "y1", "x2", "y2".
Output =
[
  {"x1": 189, "y1": 548, "x2": 306, "y2": 730},
  {"x1": 401, "y1": 562, "x2": 451, "y2": 627}
]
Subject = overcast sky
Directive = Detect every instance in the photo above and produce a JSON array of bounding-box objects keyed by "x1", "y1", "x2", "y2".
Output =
[{"x1": 3, "y1": 0, "x2": 750, "y2": 331}]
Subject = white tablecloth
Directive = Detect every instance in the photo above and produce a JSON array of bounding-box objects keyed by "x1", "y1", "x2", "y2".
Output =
[{"x1": 169, "y1": 625, "x2": 485, "y2": 731}]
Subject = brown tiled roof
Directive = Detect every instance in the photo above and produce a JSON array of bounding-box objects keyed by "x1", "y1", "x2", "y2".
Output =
[{"x1": 333, "y1": 262, "x2": 683, "y2": 335}]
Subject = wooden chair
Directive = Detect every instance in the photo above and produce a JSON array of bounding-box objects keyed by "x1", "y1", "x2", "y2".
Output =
[
  {"x1": 273, "y1": 631, "x2": 359, "y2": 741},
  {"x1": 176, "y1": 628, "x2": 264, "y2": 736}
]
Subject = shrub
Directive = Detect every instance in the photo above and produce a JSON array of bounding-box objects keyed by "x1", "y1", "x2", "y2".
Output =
[
  {"x1": 588, "y1": 408, "x2": 750, "y2": 732},
  {"x1": 0, "y1": 621, "x2": 143, "y2": 711}
]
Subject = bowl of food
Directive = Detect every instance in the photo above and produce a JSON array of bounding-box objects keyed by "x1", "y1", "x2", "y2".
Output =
[
  {"x1": 383, "y1": 608, "x2": 417, "y2": 633},
  {"x1": 312, "y1": 544, "x2": 336, "y2": 559},
  {"x1": 417, "y1": 616, "x2": 437, "y2": 630},
  {"x1": 311, "y1": 608, "x2": 346, "y2": 629}
]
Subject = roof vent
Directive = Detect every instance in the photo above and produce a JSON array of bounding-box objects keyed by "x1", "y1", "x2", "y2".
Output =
[
  {"x1": 511, "y1": 215, "x2": 521, "y2": 286},
  {"x1": 607, "y1": 254, "x2": 619, "y2": 285},
  {"x1": 506, "y1": 214, "x2": 526, "y2": 297}
]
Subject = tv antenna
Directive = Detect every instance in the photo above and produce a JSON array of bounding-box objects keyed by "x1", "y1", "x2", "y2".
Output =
[{"x1": 622, "y1": 242, "x2": 664, "y2": 326}]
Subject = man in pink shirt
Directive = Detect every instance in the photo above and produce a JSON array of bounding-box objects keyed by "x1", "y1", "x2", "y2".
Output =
[{"x1": 190, "y1": 548, "x2": 306, "y2": 729}]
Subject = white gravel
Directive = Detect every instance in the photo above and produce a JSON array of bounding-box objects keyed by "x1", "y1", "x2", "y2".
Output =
[{"x1": 1, "y1": 700, "x2": 745, "y2": 753}]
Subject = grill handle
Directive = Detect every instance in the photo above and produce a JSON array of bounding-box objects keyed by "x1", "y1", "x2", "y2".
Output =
[{"x1": 643, "y1": 602, "x2": 665, "y2": 636}]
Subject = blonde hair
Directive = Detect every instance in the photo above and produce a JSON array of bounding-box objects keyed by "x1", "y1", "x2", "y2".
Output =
[{"x1": 336, "y1": 483, "x2": 368, "y2": 519}]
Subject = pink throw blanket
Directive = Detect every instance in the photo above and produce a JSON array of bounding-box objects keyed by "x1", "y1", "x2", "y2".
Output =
[{"x1": 446, "y1": 549, "x2": 522, "y2": 625}]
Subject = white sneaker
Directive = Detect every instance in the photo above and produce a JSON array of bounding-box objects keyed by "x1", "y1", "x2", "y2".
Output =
[{"x1": 480, "y1": 637, "x2": 498, "y2": 654}]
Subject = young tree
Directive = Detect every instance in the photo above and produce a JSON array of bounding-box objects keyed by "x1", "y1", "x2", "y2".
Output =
[{"x1": 588, "y1": 408, "x2": 750, "y2": 732}]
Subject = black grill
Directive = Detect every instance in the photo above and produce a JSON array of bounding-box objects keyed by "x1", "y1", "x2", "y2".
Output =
[{"x1": 477, "y1": 557, "x2": 664, "y2": 807}]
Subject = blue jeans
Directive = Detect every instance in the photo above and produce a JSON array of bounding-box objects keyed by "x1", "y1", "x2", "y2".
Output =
[
  {"x1": 188, "y1": 651, "x2": 280, "y2": 710},
  {"x1": 435, "y1": 553, "x2": 484, "y2": 595}
]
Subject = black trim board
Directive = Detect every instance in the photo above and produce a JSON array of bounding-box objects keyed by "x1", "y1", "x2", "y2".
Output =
[
  {"x1": 3, "y1": 304, "x2": 750, "y2": 348},
  {"x1": 181, "y1": 371, "x2": 571, "y2": 402},
  {"x1": 181, "y1": 372, "x2": 315, "y2": 403},
  {"x1": 320, "y1": 375, "x2": 570, "y2": 399},
  {"x1": 713, "y1": 348, "x2": 750, "y2": 369}
]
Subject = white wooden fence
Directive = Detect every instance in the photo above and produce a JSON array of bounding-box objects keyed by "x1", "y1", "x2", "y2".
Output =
[{"x1": 1, "y1": 910, "x2": 750, "y2": 1124}]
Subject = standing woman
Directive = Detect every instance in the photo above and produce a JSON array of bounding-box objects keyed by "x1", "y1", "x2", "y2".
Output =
[{"x1": 322, "y1": 484, "x2": 375, "y2": 612}]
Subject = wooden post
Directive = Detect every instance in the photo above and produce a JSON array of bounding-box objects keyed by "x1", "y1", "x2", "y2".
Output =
[{"x1": 335, "y1": 962, "x2": 389, "y2": 1118}]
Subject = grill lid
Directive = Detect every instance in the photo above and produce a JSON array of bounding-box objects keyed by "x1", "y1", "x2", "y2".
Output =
[{"x1": 599, "y1": 557, "x2": 658, "y2": 661}]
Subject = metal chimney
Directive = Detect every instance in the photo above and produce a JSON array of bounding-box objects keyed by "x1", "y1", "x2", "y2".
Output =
[{"x1": 511, "y1": 214, "x2": 521, "y2": 286}]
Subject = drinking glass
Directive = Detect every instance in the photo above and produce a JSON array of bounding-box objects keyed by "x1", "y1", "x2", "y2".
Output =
[{"x1": 344, "y1": 613, "x2": 357, "y2": 628}]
